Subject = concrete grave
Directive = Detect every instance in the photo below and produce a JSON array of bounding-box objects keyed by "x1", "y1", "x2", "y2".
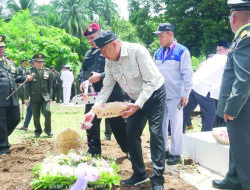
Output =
[{"x1": 183, "y1": 128, "x2": 229, "y2": 176}]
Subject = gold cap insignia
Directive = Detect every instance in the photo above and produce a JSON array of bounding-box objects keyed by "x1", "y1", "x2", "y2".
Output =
[
  {"x1": 39, "y1": 54, "x2": 42, "y2": 58},
  {"x1": 88, "y1": 27, "x2": 93, "y2": 32},
  {"x1": 0, "y1": 36, "x2": 2, "y2": 41}
]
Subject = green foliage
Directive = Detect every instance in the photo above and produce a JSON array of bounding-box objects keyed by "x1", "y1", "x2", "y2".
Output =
[
  {"x1": 161, "y1": 0, "x2": 233, "y2": 56},
  {"x1": 128, "y1": 0, "x2": 161, "y2": 47},
  {"x1": 110, "y1": 16, "x2": 141, "y2": 43},
  {"x1": 0, "y1": 10, "x2": 80, "y2": 71},
  {"x1": 31, "y1": 175, "x2": 77, "y2": 190}
]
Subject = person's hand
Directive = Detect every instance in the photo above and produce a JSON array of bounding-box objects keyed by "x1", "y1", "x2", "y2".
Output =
[
  {"x1": 26, "y1": 74, "x2": 33, "y2": 81},
  {"x1": 180, "y1": 96, "x2": 189, "y2": 107},
  {"x1": 83, "y1": 110, "x2": 96, "y2": 123},
  {"x1": 224, "y1": 113, "x2": 235, "y2": 122},
  {"x1": 79, "y1": 81, "x2": 85, "y2": 92},
  {"x1": 120, "y1": 103, "x2": 140, "y2": 118},
  {"x1": 89, "y1": 72, "x2": 101, "y2": 84},
  {"x1": 24, "y1": 100, "x2": 29, "y2": 106},
  {"x1": 50, "y1": 99, "x2": 52, "y2": 104}
]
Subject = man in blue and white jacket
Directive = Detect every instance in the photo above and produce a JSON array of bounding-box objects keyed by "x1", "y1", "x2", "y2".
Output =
[{"x1": 152, "y1": 23, "x2": 193, "y2": 165}]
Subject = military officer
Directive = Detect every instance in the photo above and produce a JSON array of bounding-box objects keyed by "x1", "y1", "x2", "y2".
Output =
[
  {"x1": 25, "y1": 53, "x2": 53, "y2": 138},
  {"x1": 49, "y1": 66, "x2": 57, "y2": 101},
  {"x1": 56, "y1": 67, "x2": 63, "y2": 103},
  {"x1": 16, "y1": 59, "x2": 27, "y2": 104},
  {"x1": 0, "y1": 34, "x2": 33, "y2": 155},
  {"x1": 16, "y1": 59, "x2": 27, "y2": 119},
  {"x1": 212, "y1": 1, "x2": 250, "y2": 190}
]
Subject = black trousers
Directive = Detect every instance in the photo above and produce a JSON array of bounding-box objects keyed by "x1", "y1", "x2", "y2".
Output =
[
  {"x1": 226, "y1": 118, "x2": 250, "y2": 190},
  {"x1": 85, "y1": 95, "x2": 128, "y2": 155},
  {"x1": 127, "y1": 85, "x2": 166, "y2": 185},
  {"x1": 0, "y1": 106, "x2": 20, "y2": 154}
]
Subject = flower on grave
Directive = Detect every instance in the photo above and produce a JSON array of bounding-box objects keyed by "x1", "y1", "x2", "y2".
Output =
[{"x1": 31, "y1": 150, "x2": 121, "y2": 190}]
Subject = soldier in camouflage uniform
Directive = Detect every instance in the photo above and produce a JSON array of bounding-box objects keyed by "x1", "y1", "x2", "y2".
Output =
[{"x1": 25, "y1": 53, "x2": 53, "y2": 138}]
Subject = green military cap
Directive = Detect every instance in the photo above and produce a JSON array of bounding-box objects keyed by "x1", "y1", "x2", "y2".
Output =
[
  {"x1": 228, "y1": 0, "x2": 250, "y2": 11},
  {"x1": 0, "y1": 34, "x2": 6, "y2": 47},
  {"x1": 33, "y1": 53, "x2": 46, "y2": 62}
]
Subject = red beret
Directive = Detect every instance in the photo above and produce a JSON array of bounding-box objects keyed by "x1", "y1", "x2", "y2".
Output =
[{"x1": 83, "y1": 23, "x2": 100, "y2": 36}]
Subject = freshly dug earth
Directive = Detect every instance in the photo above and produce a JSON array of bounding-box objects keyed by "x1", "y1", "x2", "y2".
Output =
[{"x1": 0, "y1": 134, "x2": 197, "y2": 190}]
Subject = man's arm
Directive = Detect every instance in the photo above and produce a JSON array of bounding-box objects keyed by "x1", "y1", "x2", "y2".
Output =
[{"x1": 180, "y1": 50, "x2": 193, "y2": 98}]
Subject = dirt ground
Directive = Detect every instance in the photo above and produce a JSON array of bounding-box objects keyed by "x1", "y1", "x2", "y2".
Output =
[{"x1": 0, "y1": 133, "x2": 197, "y2": 190}]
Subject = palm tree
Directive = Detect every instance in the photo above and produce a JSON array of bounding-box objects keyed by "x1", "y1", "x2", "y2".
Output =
[
  {"x1": 32, "y1": 4, "x2": 62, "y2": 27},
  {"x1": 94, "y1": 0, "x2": 118, "y2": 25},
  {"x1": 6, "y1": 0, "x2": 35, "y2": 15},
  {"x1": 55, "y1": 0, "x2": 90, "y2": 38}
]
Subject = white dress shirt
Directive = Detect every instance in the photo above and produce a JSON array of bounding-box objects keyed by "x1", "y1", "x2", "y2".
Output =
[
  {"x1": 192, "y1": 54, "x2": 227, "y2": 100},
  {"x1": 60, "y1": 70, "x2": 74, "y2": 87}
]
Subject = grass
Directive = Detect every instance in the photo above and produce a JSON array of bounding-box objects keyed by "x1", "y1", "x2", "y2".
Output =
[
  {"x1": 10, "y1": 103, "x2": 90, "y2": 144},
  {"x1": 10, "y1": 102, "x2": 202, "y2": 145}
]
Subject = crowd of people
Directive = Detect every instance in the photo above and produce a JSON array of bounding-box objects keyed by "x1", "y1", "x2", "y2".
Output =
[{"x1": 0, "y1": 0, "x2": 250, "y2": 190}]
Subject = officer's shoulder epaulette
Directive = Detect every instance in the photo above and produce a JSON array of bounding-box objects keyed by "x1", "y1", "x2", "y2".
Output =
[
  {"x1": 239, "y1": 26, "x2": 250, "y2": 39},
  {"x1": 27, "y1": 67, "x2": 34, "y2": 71},
  {"x1": 44, "y1": 67, "x2": 50, "y2": 71}
]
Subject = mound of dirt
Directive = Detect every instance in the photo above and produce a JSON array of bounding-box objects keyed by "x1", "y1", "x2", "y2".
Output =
[{"x1": 0, "y1": 134, "x2": 196, "y2": 190}]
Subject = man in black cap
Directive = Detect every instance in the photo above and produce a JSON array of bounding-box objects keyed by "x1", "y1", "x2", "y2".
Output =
[
  {"x1": 212, "y1": 1, "x2": 250, "y2": 189},
  {"x1": 25, "y1": 53, "x2": 53, "y2": 138},
  {"x1": 183, "y1": 40, "x2": 230, "y2": 133},
  {"x1": 0, "y1": 34, "x2": 33, "y2": 155},
  {"x1": 79, "y1": 23, "x2": 128, "y2": 156},
  {"x1": 83, "y1": 30, "x2": 166, "y2": 190}
]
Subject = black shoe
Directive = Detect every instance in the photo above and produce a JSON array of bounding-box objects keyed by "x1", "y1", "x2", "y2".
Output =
[
  {"x1": 212, "y1": 179, "x2": 241, "y2": 189},
  {"x1": 45, "y1": 131, "x2": 53, "y2": 137},
  {"x1": 105, "y1": 135, "x2": 111, "y2": 140},
  {"x1": 165, "y1": 150, "x2": 170, "y2": 159},
  {"x1": 167, "y1": 155, "x2": 181, "y2": 165},
  {"x1": 35, "y1": 133, "x2": 41, "y2": 138},
  {"x1": 121, "y1": 174, "x2": 148, "y2": 186},
  {"x1": 152, "y1": 184, "x2": 164, "y2": 190}
]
